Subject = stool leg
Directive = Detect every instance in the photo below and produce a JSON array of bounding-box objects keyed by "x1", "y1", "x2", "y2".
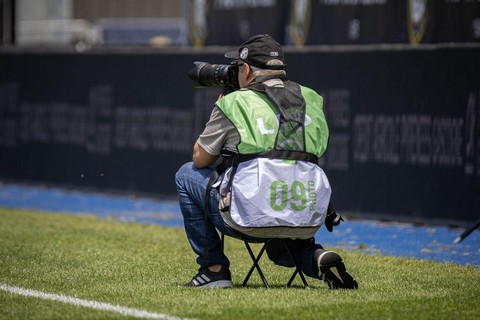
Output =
[
  {"x1": 284, "y1": 241, "x2": 309, "y2": 288},
  {"x1": 242, "y1": 242, "x2": 269, "y2": 288}
]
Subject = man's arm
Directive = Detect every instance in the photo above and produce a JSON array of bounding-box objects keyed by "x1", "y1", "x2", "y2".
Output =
[{"x1": 193, "y1": 142, "x2": 219, "y2": 168}]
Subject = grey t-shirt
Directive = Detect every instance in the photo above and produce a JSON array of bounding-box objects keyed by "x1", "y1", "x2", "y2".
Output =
[{"x1": 196, "y1": 106, "x2": 239, "y2": 155}]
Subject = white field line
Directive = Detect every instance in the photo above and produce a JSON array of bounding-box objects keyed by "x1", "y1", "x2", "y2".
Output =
[{"x1": 0, "y1": 283, "x2": 194, "y2": 320}]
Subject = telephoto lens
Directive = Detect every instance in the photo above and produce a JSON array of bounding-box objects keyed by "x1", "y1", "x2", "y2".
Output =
[
  {"x1": 188, "y1": 61, "x2": 240, "y2": 95},
  {"x1": 188, "y1": 62, "x2": 231, "y2": 87}
]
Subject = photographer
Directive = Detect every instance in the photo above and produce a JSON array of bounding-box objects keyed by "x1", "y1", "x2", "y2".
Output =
[{"x1": 175, "y1": 34, "x2": 357, "y2": 289}]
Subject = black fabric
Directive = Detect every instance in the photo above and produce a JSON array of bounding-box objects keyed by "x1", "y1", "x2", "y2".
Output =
[
  {"x1": 221, "y1": 150, "x2": 318, "y2": 167},
  {"x1": 259, "y1": 150, "x2": 318, "y2": 163},
  {"x1": 224, "y1": 34, "x2": 286, "y2": 70},
  {"x1": 249, "y1": 80, "x2": 307, "y2": 152},
  {"x1": 265, "y1": 238, "x2": 319, "y2": 269}
]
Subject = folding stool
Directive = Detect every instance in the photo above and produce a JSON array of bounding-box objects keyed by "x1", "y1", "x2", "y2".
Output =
[{"x1": 222, "y1": 235, "x2": 310, "y2": 288}]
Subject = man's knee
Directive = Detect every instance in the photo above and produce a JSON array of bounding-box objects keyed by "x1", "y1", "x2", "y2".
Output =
[{"x1": 175, "y1": 162, "x2": 195, "y2": 187}]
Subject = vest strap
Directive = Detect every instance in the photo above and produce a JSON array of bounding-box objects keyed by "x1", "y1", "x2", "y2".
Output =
[
  {"x1": 222, "y1": 150, "x2": 318, "y2": 167},
  {"x1": 260, "y1": 150, "x2": 318, "y2": 163}
]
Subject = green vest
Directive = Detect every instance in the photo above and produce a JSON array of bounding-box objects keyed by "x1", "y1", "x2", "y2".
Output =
[{"x1": 216, "y1": 84, "x2": 328, "y2": 156}]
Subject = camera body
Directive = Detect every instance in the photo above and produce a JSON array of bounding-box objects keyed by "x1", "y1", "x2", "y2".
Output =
[{"x1": 188, "y1": 61, "x2": 240, "y2": 95}]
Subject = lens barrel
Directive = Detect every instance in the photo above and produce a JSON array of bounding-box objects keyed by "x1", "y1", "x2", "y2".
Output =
[{"x1": 188, "y1": 62, "x2": 231, "y2": 87}]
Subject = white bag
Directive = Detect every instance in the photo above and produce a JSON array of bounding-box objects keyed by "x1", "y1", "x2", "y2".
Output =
[{"x1": 219, "y1": 158, "x2": 331, "y2": 239}]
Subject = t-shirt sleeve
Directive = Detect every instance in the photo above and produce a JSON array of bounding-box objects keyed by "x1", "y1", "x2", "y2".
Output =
[{"x1": 196, "y1": 105, "x2": 238, "y2": 155}]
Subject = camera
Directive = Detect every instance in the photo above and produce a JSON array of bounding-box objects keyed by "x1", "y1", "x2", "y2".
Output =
[{"x1": 188, "y1": 61, "x2": 240, "y2": 95}]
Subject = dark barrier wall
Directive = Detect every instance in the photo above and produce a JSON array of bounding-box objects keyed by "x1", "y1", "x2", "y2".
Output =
[{"x1": 1, "y1": 45, "x2": 479, "y2": 222}]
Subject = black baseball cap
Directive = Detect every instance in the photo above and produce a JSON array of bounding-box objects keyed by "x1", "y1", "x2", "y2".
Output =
[{"x1": 225, "y1": 34, "x2": 286, "y2": 70}]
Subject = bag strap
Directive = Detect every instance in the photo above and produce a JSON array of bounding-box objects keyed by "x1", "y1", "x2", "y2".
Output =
[{"x1": 222, "y1": 150, "x2": 318, "y2": 167}]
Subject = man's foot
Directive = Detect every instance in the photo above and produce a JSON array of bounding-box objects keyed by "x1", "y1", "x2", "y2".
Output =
[
  {"x1": 315, "y1": 250, "x2": 358, "y2": 289},
  {"x1": 185, "y1": 266, "x2": 233, "y2": 288}
]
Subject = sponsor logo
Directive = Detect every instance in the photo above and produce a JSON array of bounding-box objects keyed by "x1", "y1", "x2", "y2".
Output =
[
  {"x1": 240, "y1": 47, "x2": 249, "y2": 59},
  {"x1": 289, "y1": 0, "x2": 312, "y2": 46},
  {"x1": 407, "y1": 0, "x2": 428, "y2": 45}
]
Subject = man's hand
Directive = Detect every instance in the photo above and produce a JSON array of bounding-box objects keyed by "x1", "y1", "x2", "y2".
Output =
[{"x1": 324, "y1": 203, "x2": 344, "y2": 232}]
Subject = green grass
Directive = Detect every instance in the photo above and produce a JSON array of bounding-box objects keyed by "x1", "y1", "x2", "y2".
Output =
[{"x1": 1, "y1": 208, "x2": 479, "y2": 320}]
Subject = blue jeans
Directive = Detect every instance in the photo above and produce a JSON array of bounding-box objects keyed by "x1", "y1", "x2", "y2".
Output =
[{"x1": 175, "y1": 162, "x2": 323, "y2": 278}]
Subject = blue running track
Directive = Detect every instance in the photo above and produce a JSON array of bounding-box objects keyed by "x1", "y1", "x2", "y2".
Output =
[{"x1": 0, "y1": 183, "x2": 478, "y2": 268}]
